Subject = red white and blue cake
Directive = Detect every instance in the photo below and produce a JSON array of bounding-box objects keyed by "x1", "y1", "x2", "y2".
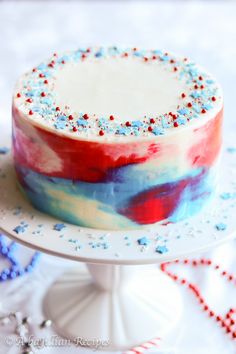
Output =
[{"x1": 12, "y1": 47, "x2": 223, "y2": 230}]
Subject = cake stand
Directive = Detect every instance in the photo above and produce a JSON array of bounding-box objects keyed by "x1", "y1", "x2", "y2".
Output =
[{"x1": 1, "y1": 137, "x2": 236, "y2": 350}]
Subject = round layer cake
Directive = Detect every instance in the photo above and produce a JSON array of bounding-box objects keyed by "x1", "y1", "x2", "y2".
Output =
[{"x1": 12, "y1": 47, "x2": 223, "y2": 230}]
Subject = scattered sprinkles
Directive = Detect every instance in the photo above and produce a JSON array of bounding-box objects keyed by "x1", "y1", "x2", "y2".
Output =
[{"x1": 14, "y1": 47, "x2": 221, "y2": 139}]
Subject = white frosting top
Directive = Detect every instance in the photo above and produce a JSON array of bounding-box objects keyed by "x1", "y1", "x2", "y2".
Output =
[{"x1": 13, "y1": 47, "x2": 223, "y2": 141}]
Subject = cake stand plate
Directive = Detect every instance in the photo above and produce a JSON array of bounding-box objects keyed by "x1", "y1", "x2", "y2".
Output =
[{"x1": 1, "y1": 136, "x2": 236, "y2": 350}]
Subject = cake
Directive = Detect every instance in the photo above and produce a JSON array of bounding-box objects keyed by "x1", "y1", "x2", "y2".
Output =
[{"x1": 12, "y1": 47, "x2": 223, "y2": 230}]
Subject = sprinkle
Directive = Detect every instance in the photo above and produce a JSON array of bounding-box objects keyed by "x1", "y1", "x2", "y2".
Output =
[
  {"x1": 0, "y1": 147, "x2": 10, "y2": 154},
  {"x1": 181, "y1": 93, "x2": 186, "y2": 98},
  {"x1": 16, "y1": 93, "x2": 21, "y2": 98},
  {"x1": 13, "y1": 224, "x2": 28, "y2": 234},
  {"x1": 215, "y1": 223, "x2": 227, "y2": 231},
  {"x1": 99, "y1": 130, "x2": 105, "y2": 136},
  {"x1": 83, "y1": 113, "x2": 89, "y2": 120},
  {"x1": 53, "y1": 223, "x2": 66, "y2": 231},
  {"x1": 137, "y1": 237, "x2": 150, "y2": 246},
  {"x1": 29, "y1": 110, "x2": 33, "y2": 115},
  {"x1": 109, "y1": 115, "x2": 114, "y2": 120},
  {"x1": 156, "y1": 245, "x2": 169, "y2": 254}
]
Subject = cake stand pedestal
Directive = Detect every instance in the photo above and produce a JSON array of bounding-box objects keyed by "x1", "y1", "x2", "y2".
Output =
[{"x1": 1, "y1": 137, "x2": 236, "y2": 350}]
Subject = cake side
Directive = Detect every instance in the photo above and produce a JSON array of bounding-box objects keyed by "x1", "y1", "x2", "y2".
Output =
[{"x1": 12, "y1": 47, "x2": 223, "y2": 230}]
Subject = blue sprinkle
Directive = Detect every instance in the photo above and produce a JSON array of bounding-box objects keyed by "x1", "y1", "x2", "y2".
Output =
[
  {"x1": 137, "y1": 237, "x2": 150, "y2": 246},
  {"x1": 215, "y1": 223, "x2": 227, "y2": 231},
  {"x1": 227, "y1": 147, "x2": 236, "y2": 154},
  {"x1": 156, "y1": 245, "x2": 169, "y2": 254},
  {"x1": 152, "y1": 127, "x2": 164, "y2": 136},
  {"x1": 77, "y1": 119, "x2": 88, "y2": 127},
  {"x1": 53, "y1": 223, "x2": 66, "y2": 231},
  {"x1": 0, "y1": 147, "x2": 10, "y2": 154},
  {"x1": 132, "y1": 120, "x2": 143, "y2": 128},
  {"x1": 177, "y1": 108, "x2": 189, "y2": 115},
  {"x1": 190, "y1": 91, "x2": 201, "y2": 99},
  {"x1": 220, "y1": 192, "x2": 234, "y2": 200},
  {"x1": 13, "y1": 225, "x2": 28, "y2": 234},
  {"x1": 177, "y1": 116, "x2": 186, "y2": 125}
]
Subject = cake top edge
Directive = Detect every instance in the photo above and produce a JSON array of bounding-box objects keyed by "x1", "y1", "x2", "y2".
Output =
[{"x1": 13, "y1": 46, "x2": 223, "y2": 141}]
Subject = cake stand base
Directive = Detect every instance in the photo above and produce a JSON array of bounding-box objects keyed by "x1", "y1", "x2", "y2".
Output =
[{"x1": 43, "y1": 263, "x2": 182, "y2": 350}]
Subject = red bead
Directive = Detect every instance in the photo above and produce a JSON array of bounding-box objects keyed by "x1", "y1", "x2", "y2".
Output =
[
  {"x1": 187, "y1": 102, "x2": 192, "y2": 108},
  {"x1": 172, "y1": 114, "x2": 177, "y2": 120},
  {"x1": 150, "y1": 118, "x2": 155, "y2": 124},
  {"x1": 82, "y1": 54, "x2": 86, "y2": 59},
  {"x1": 44, "y1": 80, "x2": 48, "y2": 84},
  {"x1": 56, "y1": 107, "x2": 60, "y2": 111},
  {"x1": 26, "y1": 98, "x2": 33, "y2": 103},
  {"x1": 194, "y1": 84, "x2": 198, "y2": 89},
  {"x1": 29, "y1": 110, "x2": 33, "y2": 115},
  {"x1": 126, "y1": 121, "x2": 131, "y2": 127},
  {"x1": 181, "y1": 93, "x2": 186, "y2": 98},
  {"x1": 212, "y1": 96, "x2": 216, "y2": 101},
  {"x1": 144, "y1": 57, "x2": 148, "y2": 62},
  {"x1": 32, "y1": 68, "x2": 37, "y2": 72},
  {"x1": 148, "y1": 126, "x2": 153, "y2": 132},
  {"x1": 170, "y1": 59, "x2": 175, "y2": 64},
  {"x1": 201, "y1": 109, "x2": 206, "y2": 114},
  {"x1": 124, "y1": 53, "x2": 128, "y2": 57},
  {"x1": 173, "y1": 122, "x2": 178, "y2": 127},
  {"x1": 48, "y1": 63, "x2": 54, "y2": 68},
  {"x1": 83, "y1": 113, "x2": 89, "y2": 120},
  {"x1": 99, "y1": 130, "x2": 104, "y2": 136},
  {"x1": 39, "y1": 73, "x2": 45, "y2": 78},
  {"x1": 109, "y1": 115, "x2": 114, "y2": 121},
  {"x1": 41, "y1": 92, "x2": 46, "y2": 97},
  {"x1": 61, "y1": 60, "x2": 65, "y2": 64},
  {"x1": 152, "y1": 55, "x2": 157, "y2": 60},
  {"x1": 72, "y1": 126, "x2": 77, "y2": 132},
  {"x1": 173, "y1": 67, "x2": 178, "y2": 72},
  {"x1": 200, "y1": 85, "x2": 204, "y2": 89},
  {"x1": 68, "y1": 115, "x2": 73, "y2": 120},
  {"x1": 16, "y1": 93, "x2": 21, "y2": 98},
  {"x1": 199, "y1": 76, "x2": 203, "y2": 81}
]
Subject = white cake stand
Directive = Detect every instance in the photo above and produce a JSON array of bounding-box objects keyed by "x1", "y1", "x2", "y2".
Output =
[{"x1": 1, "y1": 137, "x2": 236, "y2": 350}]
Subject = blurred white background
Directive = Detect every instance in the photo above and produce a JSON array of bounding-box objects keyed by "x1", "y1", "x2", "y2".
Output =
[{"x1": 0, "y1": 1, "x2": 236, "y2": 353}]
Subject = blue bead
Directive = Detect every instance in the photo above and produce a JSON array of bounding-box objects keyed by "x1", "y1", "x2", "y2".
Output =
[
  {"x1": 1, "y1": 273, "x2": 8, "y2": 281},
  {"x1": 10, "y1": 271, "x2": 17, "y2": 279}
]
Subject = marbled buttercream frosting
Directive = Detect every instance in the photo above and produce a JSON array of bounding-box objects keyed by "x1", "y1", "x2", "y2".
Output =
[{"x1": 12, "y1": 47, "x2": 223, "y2": 230}]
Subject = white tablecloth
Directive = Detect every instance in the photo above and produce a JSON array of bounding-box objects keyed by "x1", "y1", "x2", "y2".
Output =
[{"x1": 0, "y1": 1, "x2": 236, "y2": 353}]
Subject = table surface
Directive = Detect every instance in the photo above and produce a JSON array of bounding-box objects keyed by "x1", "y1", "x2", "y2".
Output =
[{"x1": 0, "y1": 1, "x2": 236, "y2": 353}]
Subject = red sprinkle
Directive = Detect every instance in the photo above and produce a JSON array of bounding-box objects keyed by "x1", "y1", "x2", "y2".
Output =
[
  {"x1": 152, "y1": 55, "x2": 157, "y2": 60},
  {"x1": 201, "y1": 108, "x2": 206, "y2": 114},
  {"x1": 150, "y1": 118, "x2": 155, "y2": 124},
  {"x1": 26, "y1": 98, "x2": 33, "y2": 103},
  {"x1": 148, "y1": 126, "x2": 153, "y2": 132},
  {"x1": 125, "y1": 121, "x2": 131, "y2": 127},
  {"x1": 68, "y1": 115, "x2": 74, "y2": 120},
  {"x1": 16, "y1": 93, "x2": 21, "y2": 98},
  {"x1": 212, "y1": 96, "x2": 216, "y2": 101},
  {"x1": 72, "y1": 126, "x2": 77, "y2": 132},
  {"x1": 144, "y1": 57, "x2": 148, "y2": 62},
  {"x1": 199, "y1": 76, "x2": 203, "y2": 81},
  {"x1": 173, "y1": 67, "x2": 178, "y2": 72},
  {"x1": 200, "y1": 85, "x2": 205, "y2": 89},
  {"x1": 173, "y1": 121, "x2": 178, "y2": 127},
  {"x1": 44, "y1": 80, "x2": 48, "y2": 84},
  {"x1": 187, "y1": 102, "x2": 192, "y2": 108},
  {"x1": 83, "y1": 113, "x2": 89, "y2": 120},
  {"x1": 41, "y1": 92, "x2": 46, "y2": 97},
  {"x1": 181, "y1": 93, "x2": 186, "y2": 98},
  {"x1": 109, "y1": 115, "x2": 114, "y2": 121},
  {"x1": 56, "y1": 107, "x2": 60, "y2": 111},
  {"x1": 82, "y1": 54, "x2": 86, "y2": 59},
  {"x1": 61, "y1": 60, "x2": 65, "y2": 64},
  {"x1": 29, "y1": 110, "x2": 33, "y2": 115},
  {"x1": 99, "y1": 130, "x2": 104, "y2": 136},
  {"x1": 39, "y1": 73, "x2": 45, "y2": 78},
  {"x1": 32, "y1": 68, "x2": 37, "y2": 73},
  {"x1": 194, "y1": 84, "x2": 198, "y2": 89}
]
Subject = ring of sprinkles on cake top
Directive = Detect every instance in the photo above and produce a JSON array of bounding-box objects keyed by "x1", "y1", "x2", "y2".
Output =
[
  {"x1": 12, "y1": 47, "x2": 223, "y2": 230},
  {"x1": 13, "y1": 47, "x2": 222, "y2": 140}
]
